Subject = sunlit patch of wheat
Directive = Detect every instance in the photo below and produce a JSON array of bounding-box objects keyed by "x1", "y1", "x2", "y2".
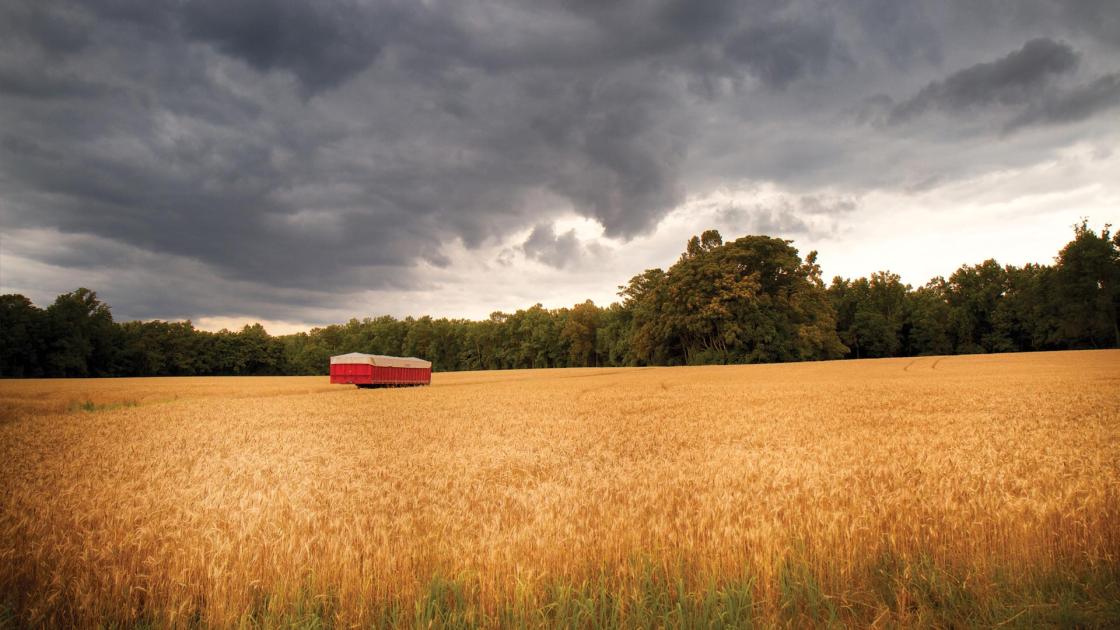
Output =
[{"x1": 0, "y1": 351, "x2": 1117, "y2": 626}]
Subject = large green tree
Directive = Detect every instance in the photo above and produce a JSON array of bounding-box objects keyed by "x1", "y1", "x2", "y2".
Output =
[
  {"x1": 1053, "y1": 221, "x2": 1120, "y2": 348},
  {"x1": 43, "y1": 288, "x2": 117, "y2": 377},
  {"x1": 0, "y1": 294, "x2": 46, "y2": 377},
  {"x1": 942, "y1": 260, "x2": 1008, "y2": 354},
  {"x1": 904, "y1": 283, "x2": 953, "y2": 356},
  {"x1": 562, "y1": 300, "x2": 602, "y2": 367},
  {"x1": 623, "y1": 231, "x2": 846, "y2": 364},
  {"x1": 829, "y1": 272, "x2": 909, "y2": 359}
]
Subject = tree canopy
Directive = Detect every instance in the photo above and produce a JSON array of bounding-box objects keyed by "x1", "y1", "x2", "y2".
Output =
[
  {"x1": 2, "y1": 222, "x2": 1117, "y2": 377},
  {"x1": 623, "y1": 234, "x2": 844, "y2": 364}
]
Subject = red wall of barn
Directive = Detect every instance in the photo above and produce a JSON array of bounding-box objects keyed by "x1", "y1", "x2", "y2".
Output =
[{"x1": 329, "y1": 363, "x2": 431, "y2": 385}]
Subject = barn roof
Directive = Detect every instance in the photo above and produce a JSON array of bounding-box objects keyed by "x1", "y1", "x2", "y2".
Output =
[{"x1": 329, "y1": 353, "x2": 432, "y2": 369}]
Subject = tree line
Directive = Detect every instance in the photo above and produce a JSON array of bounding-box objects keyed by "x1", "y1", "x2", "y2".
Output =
[{"x1": 1, "y1": 221, "x2": 1117, "y2": 378}]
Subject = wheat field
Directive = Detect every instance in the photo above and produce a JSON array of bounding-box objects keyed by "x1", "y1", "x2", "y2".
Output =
[{"x1": 1, "y1": 350, "x2": 1118, "y2": 628}]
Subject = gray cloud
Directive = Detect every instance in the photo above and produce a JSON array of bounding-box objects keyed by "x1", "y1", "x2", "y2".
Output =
[
  {"x1": 717, "y1": 194, "x2": 857, "y2": 239},
  {"x1": 0, "y1": 66, "x2": 107, "y2": 100},
  {"x1": 724, "y1": 18, "x2": 845, "y2": 89},
  {"x1": 0, "y1": 2, "x2": 94, "y2": 55},
  {"x1": 521, "y1": 224, "x2": 584, "y2": 269},
  {"x1": 847, "y1": 1, "x2": 942, "y2": 67},
  {"x1": 888, "y1": 38, "x2": 1080, "y2": 123},
  {"x1": 754, "y1": 210, "x2": 811, "y2": 236},
  {"x1": 797, "y1": 195, "x2": 858, "y2": 216},
  {"x1": 1, "y1": 0, "x2": 1118, "y2": 322},
  {"x1": 1042, "y1": 0, "x2": 1120, "y2": 48},
  {"x1": 1005, "y1": 72, "x2": 1120, "y2": 131},
  {"x1": 181, "y1": 0, "x2": 398, "y2": 94},
  {"x1": 0, "y1": 229, "x2": 352, "y2": 324}
]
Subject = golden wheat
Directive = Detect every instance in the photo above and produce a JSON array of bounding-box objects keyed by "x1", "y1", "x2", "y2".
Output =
[{"x1": 1, "y1": 350, "x2": 1118, "y2": 627}]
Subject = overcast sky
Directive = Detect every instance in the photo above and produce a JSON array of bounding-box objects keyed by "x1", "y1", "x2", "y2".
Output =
[{"x1": 1, "y1": 0, "x2": 1118, "y2": 333}]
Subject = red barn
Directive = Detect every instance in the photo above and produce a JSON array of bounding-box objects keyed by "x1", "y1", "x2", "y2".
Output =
[{"x1": 329, "y1": 353, "x2": 432, "y2": 387}]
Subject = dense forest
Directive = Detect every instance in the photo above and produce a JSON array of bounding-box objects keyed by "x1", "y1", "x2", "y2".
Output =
[{"x1": 1, "y1": 221, "x2": 1117, "y2": 378}]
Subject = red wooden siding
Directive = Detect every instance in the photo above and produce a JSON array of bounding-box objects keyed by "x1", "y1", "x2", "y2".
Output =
[{"x1": 329, "y1": 363, "x2": 431, "y2": 386}]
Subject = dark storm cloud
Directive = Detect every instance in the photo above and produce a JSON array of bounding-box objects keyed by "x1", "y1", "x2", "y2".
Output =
[
  {"x1": 181, "y1": 0, "x2": 397, "y2": 94},
  {"x1": 521, "y1": 224, "x2": 583, "y2": 269},
  {"x1": 0, "y1": 1, "x2": 94, "y2": 54},
  {"x1": 1, "y1": 228, "x2": 374, "y2": 323},
  {"x1": 1, "y1": 0, "x2": 1118, "y2": 321},
  {"x1": 1005, "y1": 73, "x2": 1120, "y2": 131},
  {"x1": 847, "y1": 1, "x2": 942, "y2": 67},
  {"x1": 1043, "y1": 0, "x2": 1120, "y2": 48},
  {"x1": 724, "y1": 18, "x2": 844, "y2": 89},
  {"x1": 0, "y1": 67, "x2": 106, "y2": 100},
  {"x1": 888, "y1": 38, "x2": 1080, "y2": 123}
]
